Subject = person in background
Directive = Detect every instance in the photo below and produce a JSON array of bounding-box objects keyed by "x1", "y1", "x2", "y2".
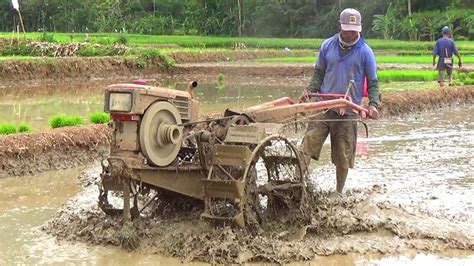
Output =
[
  {"x1": 302, "y1": 8, "x2": 380, "y2": 193},
  {"x1": 432, "y1": 26, "x2": 462, "y2": 87}
]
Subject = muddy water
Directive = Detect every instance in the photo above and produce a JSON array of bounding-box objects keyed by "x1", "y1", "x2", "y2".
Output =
[
  {"x1": 1, "y1": 104, "x2": 473, "y2": 264},
  {"x1": 0, "y1": 167, "x2": 208, "y2": 265},
  {"x1": 0, "y1": 79, "x2": 436, "y2": 130},
  {"x1": 309, "y1": 103, "x2": 474, "y2": 222}
]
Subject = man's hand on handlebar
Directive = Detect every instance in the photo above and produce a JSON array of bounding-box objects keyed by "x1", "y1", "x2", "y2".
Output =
[
  {"x1": 368, "y1": 105, "x2": 379, "y2": 119},
  {"x1": 300, "y1": 89, "x2": 311, "y2": 102}
]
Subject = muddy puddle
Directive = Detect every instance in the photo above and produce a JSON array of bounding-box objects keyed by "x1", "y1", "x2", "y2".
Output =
[{"x1": 14, "y1": 104, "x2": 468, "y2": 264}]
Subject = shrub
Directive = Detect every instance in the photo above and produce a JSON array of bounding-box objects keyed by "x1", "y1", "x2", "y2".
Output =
[
  {"x1": 89, "y1": 112, "x2": 110, "y2": 124},
  {"x1": 0, "y1": 123, "x2": 17, "y2": 135},
  {"x1": 457, "y1": 73, "x2": 466, "y2": 81},
  {"x1": 468, "y1": 72, "x2": 474, "y2": 79},
  {"x1": 18, "y1": 123, "x2": 32, "y2": 133},
  {"x1": 49, "y1": 114, "x2": 83, "y2": 128}
]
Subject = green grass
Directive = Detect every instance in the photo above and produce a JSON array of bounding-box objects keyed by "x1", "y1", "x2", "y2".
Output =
[
  {"x1": 2, "y1": 32, "x2": 474, "y2": 51},
  {"x1": 49, "y1": 114, "x2": 84, "y2": 128},
  {"x1": 0, "y1": 123, "x2": 17, "y2": 135},
  {"x1": 89, "y1": 112, "x2": 110, "y2": 124},
  {"x1": 257, "y1": 55, "x2": 472, "y2": 64}
]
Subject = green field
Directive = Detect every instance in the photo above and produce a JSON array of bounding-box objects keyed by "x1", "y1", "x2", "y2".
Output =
[
  {"x1": 257, "y1": 56, "x2": 471, "y2": 64},
  {"x1": 2, "y1": 32, "x2": 474, "y2": 51}
]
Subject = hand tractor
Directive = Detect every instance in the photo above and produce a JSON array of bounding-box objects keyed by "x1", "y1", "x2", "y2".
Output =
[{"x1": 99, "y1": 80, "x2": 368, "y2": 233}]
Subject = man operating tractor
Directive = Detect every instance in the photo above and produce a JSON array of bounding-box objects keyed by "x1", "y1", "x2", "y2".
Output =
[{"x1": 302, "y1": 8, "x2": 380, "y2": 193}]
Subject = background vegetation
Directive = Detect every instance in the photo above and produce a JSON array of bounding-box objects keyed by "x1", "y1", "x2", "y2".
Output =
[{"x1": 0, "y1": 0, "x2": 473, "y2": 40}]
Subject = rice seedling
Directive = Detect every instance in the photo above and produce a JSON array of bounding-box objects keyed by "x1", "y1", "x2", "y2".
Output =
[
  {"x1": 49, "y1": 114, "x2": 83, "y2": 128},
  {"x1": 65, "y1": 116, "x2": 84, "y2": 126},
  {"x1": 378, "y1": 70, "x2": 438, "y2": 82},
  {"x1": 89, "y1": 112, "x2": 110, "y2": 124},
  {"x1": 256, "y1": 55, "x2": 472, "y2": 64},
  {"x1": 18, "y1": 123, "x2": 32, "y2": 133},
  {"x1": 0, "y1": 123, "x2": 17, "y2": 135}
]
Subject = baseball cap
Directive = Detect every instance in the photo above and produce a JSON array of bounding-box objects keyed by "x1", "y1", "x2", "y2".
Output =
[
  {"x1": 441, "y1": 26, "x2": 451, "y2": 34},
  {"x1": 339, "y1": 8, "x2": 362, "y2": 32}
]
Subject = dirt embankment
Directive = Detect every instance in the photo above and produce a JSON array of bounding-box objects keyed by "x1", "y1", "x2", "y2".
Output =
[
  {"x1": 380, "y1": 86, "x2": 474, "y2": 116},
  {"x1": 0, "y1": 124, "x2": 110, "y2": 178},
  {"x1": 0, "y1": 50, "x2": 314, "y2": 82},
  {"x1": 0, "y1": 57, "x2": 177, "y2": 82},
  {"x1": 169, "y1": 49, "x2": 313, "y2": 63},
  {"x1": 1, "y1": 86, "x2": 473, "y2": 178}
]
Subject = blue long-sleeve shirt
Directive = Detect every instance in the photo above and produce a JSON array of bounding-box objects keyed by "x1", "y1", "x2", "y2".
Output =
[
  {"x1": 433, "y1": 37, "x2": 459, "y2": 69},
  {"x1": 316, "y1": 34, "x2": 378, "y2": 106}
]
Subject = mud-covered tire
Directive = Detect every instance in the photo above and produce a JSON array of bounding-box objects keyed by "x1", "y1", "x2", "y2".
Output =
[{"x1": 242, "y1": 135, "x2": 307, "y2": 233}]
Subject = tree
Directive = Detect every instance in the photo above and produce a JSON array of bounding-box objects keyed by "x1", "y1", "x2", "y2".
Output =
[{"x1": 372, "y1": 4, "x2": 397, "y2": 39}]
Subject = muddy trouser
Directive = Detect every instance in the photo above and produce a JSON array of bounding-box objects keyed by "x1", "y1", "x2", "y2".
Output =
[
  {"x1": 302, "y1": 111, "x2": 357, "y2": 169},
  {"x1": 438, "y1": 64, "x2": 453, "y2": 83}
]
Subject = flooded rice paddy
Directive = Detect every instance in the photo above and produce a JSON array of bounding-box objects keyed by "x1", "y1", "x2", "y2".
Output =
[
  {"x1": 0, "y1": 80, "x2": 473, "y2": 264},
  {"x1": 0, "y1": 79, "x2": 438, "y2": 130}
]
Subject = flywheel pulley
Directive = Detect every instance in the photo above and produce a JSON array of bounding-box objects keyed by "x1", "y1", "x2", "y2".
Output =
[{"x1": 139, "y1": 101, "x2": 182, "y2": 166}]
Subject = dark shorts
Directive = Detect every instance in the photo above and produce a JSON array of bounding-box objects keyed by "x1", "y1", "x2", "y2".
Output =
[
  {"x1": 438, "y1": 67, "x2": 453, "y2": 83},
  {"x1": 302, "y1": 111, "x2": 357, "y2": 169}
]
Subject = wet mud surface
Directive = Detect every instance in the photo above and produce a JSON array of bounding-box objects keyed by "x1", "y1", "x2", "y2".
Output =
[
  {"x1": 41, "y1": 104, "x2": 474, "y2": 263},
  {"x1": 43, "y1": 165, "x2": 474, "y2": 264}
]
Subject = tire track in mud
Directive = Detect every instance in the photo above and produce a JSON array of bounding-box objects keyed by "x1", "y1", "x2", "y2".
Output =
[{"x1": 42, "y1": 167, "x2": 474, "y2": 264}]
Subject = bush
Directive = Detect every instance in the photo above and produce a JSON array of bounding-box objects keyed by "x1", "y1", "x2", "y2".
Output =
[
  {"x1": 468, "y1": 72, "x2": 474, "y2": 79},
  {"x1": 457, "y1": 73, "x2": 466, "y2": 81},
  {"x1": 49, "y1": 114, "x2": 83, "y2": 128},
  {"x1": 0, "y1": 123, "x2": 17, "y2": 135},
  {"x1": 89, "y1": 112, "x2": 110, "y2": 124},
  {"x1": 18, "y1": 123, "x2": 32, "y2": 133}
]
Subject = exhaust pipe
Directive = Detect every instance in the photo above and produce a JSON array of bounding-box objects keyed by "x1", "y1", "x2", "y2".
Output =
[{"x1": 187, "y1": 81, "x2": 198, "y2": 99}]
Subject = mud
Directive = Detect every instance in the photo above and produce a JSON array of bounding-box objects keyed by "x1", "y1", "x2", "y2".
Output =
[
  {"x1": 0, "y1": 50, "x2": 313, "y2": 82},
  {"x1": 0, "y1": 124, "x2": 110, "y2": 178},
  {"x1": 379, "y1": 87, "x2": 474, "y2": 117},
  {"x1": 43, "y1": 167, "x2": 474, "y2": 264},
  {"x1": 169, "y1": 49, "x2": 314, "y2": 64}
]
